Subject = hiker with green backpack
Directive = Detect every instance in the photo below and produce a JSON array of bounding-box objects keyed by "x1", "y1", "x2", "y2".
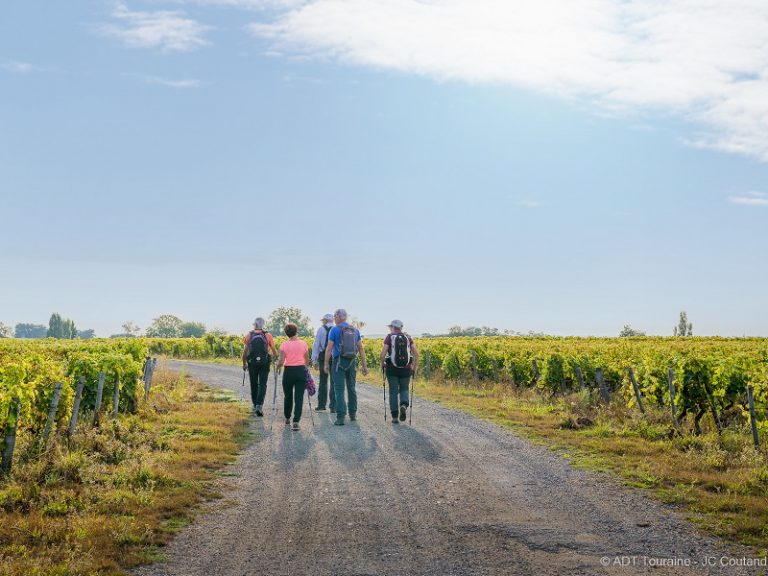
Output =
[
  {"x1": 311, "y1": 313, "x2": 335, "y2": 412},
  {"x1": 324, "y1": 308, "x2": 368, "y2": 426},
  {"x1": 380, "y1": 320, "x2": 419, "y2": 423},
  {"x1": 242, "y1": 317, "x2": 277, "y2": 417}
]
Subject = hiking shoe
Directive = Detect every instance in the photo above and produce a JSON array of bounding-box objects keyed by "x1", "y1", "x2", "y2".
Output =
[
  {"x1": 391, "y1": 418, "x2": 400, "y2": 424},
  {"x1": 329, "y1": 408, "x2": 336, "y2": 414},
  {"x1": 255, "y1": 410, "x2": 264, "y2": 417},
  {"x1": 399, "y1": 406, "x2": 407, "y2": 422},
  {"x1": 349, "y1": 413, "x2": 356, "y2": 422},
  {"x1": 285, "y1": 418, "x2": 291, "y2": 426},
  {"x1": 314, "y1": 406, "x2": 326, "y2": 412},
  {"x1": 334, "y1": 419, "x2": 345, "y2": 426},
  {"x1": 292, "y1": 422, "x2": 300, "y2": 431}
]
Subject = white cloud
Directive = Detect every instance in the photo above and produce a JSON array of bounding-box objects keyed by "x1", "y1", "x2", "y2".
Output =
[
  {"x1": 729, "y1": 191, "x2": 768, "y2": 206},
  {"x1": 98, "y1": 3, "x2": 211, "y2": 52},
  {"x1": 126, "y1": 73, "x2": 201, "y2": 88},
  {"x1": 248, "y1": 0, "x2": 768, "y2": 161},
  {"x1": 1, "y1": 59, "x2": 44, "y2": 74}
]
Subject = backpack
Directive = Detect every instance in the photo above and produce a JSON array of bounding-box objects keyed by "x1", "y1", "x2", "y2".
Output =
[
  {"x1": 318, "y1": 325, "x2": 331, "y2": 353},
  {"x1": 339, "y1": 325, "x2": 358, "y2": 359},
  {"x1": 247, "y1": 331, "x2": 270, "y2": 366},
  {"x1": 389, "y1": 333, "x2": 411, "y2": 368}
]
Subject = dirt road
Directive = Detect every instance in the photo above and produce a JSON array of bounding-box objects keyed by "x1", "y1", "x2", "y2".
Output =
[{"x1": 135, "y1": 360, "x2": 761, "y2": 576}]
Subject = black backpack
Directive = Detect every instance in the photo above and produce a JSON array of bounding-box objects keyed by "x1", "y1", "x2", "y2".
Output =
[
  {"x1": 247, "y1": 331, "x2": 270, "y2": 366},
  {"x1": 389, "y1": 333, "x2": 411, "y2": 368}
]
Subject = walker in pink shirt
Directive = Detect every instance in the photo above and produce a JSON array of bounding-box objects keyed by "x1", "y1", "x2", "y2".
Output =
[{"x1": 280, "y1": 339, "x2": 308, "y2": 367}]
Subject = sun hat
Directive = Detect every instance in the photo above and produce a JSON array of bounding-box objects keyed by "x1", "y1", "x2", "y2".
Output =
[
  {"x1": 322, "y1": 313, "x2": 334, "y2": 322},
  {"x1": 388, "y1": 319, "x2": 404, "y2": 329}
]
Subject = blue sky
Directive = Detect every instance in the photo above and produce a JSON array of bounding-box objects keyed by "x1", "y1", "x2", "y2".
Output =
[{"x1": 1, "y1": 1, "x2": 767, "y2": 337}]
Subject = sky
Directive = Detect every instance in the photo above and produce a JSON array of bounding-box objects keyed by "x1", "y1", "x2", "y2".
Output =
[{"x1": 1, "y1": 1, "x2": 767, "y2": 337}]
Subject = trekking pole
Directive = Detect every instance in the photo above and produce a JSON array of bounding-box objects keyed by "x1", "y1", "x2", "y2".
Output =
[
  {"x1": 241, "y1": 369, "x2": 246, "y2": 403},
  {"x1": 270, "y1": 368, "x2": 279, "y2": 431},
  {"x1": 410, "y1": 370, "x2": 415, "y2": 426},
  {"x1": 382, "y1": 367, "x2": 387, "y2": 422},
  {"x1": 307, "y1": 383, "x2": 315, "y2": 429}
]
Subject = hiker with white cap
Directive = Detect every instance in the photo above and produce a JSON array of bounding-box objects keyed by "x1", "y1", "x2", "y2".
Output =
[
  {"x1": 312, "y1": 313, "x2": 336, "y2": 412},
  {"x1": 242, "y1": 317, "x2": 277, "y2": 417},
  {"x1": 324, "y1": 309, "x2": 369, "y2": 426},
  {"x1": 380, "y1": 319, "x2": 419, "y2": 423}
]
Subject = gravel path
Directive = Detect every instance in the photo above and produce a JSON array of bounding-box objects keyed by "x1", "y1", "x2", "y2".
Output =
[{"x1": 135, "y1": 360, "x2": 763, "y2": 576}]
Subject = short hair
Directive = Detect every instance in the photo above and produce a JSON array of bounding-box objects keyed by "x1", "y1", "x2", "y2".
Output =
[
  {"x1": 284, "y1": 323, "x2": 298, "y2": 337},
  {"x1": 254, "y1": 317, "x2": 266, "y2": 329},
  {"x1": 334, "y1": 309, "x2": 348, "y2": 321}
]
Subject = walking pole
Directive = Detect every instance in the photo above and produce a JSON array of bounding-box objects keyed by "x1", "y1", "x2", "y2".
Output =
[
  {"x1": 307, "y1": 379, "x2": 315, "y2": 429},
  {"x1": 409, "y1": 369, "x2": 415, "y2": 425},
  {"x1": 241, "y1": 369, "x2": 246, "y2": 403},
  {"x1": 382, "y1": 367, "x2": 387, "y2": 421},
  {"x1": 270, "y1": 368, "x2": 279, "y2": 431}
]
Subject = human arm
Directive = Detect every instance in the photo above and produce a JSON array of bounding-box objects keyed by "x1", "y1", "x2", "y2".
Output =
[
  {"x1": 275, "y1": 345, "x2": 286, "y2": 371},
  {"x1": 267, "y1": 334, "x2": 278, "y2": 357},
  {"x1": 357, "y1": 340, "x2": 369, "y2": 376},
  {"x1": 311, "y1": 328, "x2": 321, "y2": 367},
  {"x1": 304, "y1": 345, "x2": 310, "y2": 367},
  {"x1": 410, "y1": 341, "x2": 419, "y2": 375},
  {"x1": 241, "y1": 337, "x2": 249, "y2": 370},
  {"x1": 380, "y1": 341, "x2": 389, "y2": 370}
]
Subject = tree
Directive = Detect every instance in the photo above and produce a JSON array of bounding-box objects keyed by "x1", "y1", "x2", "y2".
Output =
[
  {"x1": 0, "y1": 322, "x2": 11, "y2": 338},
  {"x1": 619, "y1": 324, "x2": 646, "y2": 337},
  {"x1": 673, "y1": 311, "x2": 693, "y2": 337},
  {"x1": 145, "y1": 315, "x2": 183, "y2": 338},
  {"x1": 180, "y1": 322, "x2": 207, "y2": 338},
  {"x1": 78, "y1": 329, "x2": 96, "y2": 339},
  {"x1": 14, "y1": 323, "x2": 47, "y2": 338},
  {"x1": 349, "y1": 317, "x2": 367, "y2": 331},
  {"x1": 122, "y1": 321, "x2": 141, "y2": 337},
  {"x1": 47, "y1": 313, "x2": 77, "y2": 339},
  {"x1": 208, "y1": 327, "x2": 229, "y2": 337},
  {"x1": 266, "y1": 307, "x2": 312, "y2": 337}
]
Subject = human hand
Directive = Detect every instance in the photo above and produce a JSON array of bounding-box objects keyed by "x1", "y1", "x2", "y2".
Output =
[
  {"x1": 361, "y1": 366, "x2": 369, "y2": 376},
  {"x1": 242, "y1": 364, "x2": 247, "y2": 371}
]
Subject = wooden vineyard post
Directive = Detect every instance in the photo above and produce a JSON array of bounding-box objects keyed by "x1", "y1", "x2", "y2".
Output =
[
  {"x1": 575, "y1": 366, "x2": 586, "y2": 391},
  {"x1": 230, "y1": 342, "x2": 235, "y2": 357},
  {"x1": 1, "y1": 398, "x2": 21, "y2": 477},
  {"x1": 595, "y1": 369, "x2": 611, "y2": 403},
  {"x1": 532, "y1": 360, "x2": 541, "y2": 384},
  {"x1": 747, "y1": 386, "x2": 760, "y2": 450},
  {"x1": 425, "y1": 350, "x2": 431, "y2": 380},
  {"x1": 68, "y1": 376, "x2": 85, "y2": 436},
  {"x1": 93, "y1": 371, "x2": 106, "y2": 426},
  {"x1": 471, "y1": 351, "x2": 478, "y2": 380},
  {"x1": 627, "y1": 368, "x2": 646, "y2": 414},
  {"x1": 41, "y1": 382, "x2": 63, "y2": 447},
  {"x1": 144, "y1": 358, "x2": 157, "y2": 401},
  {"x1": 667, "y1": 367, "x2": 678, "y2": 422},
  {"x1": 112, "y1": 377, "x2": 120, "y2": 418}
]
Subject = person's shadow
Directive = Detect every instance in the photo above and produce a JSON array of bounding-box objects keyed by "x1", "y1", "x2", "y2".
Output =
[{"x1": 390, "y1": 423, "x2": 442, "y2": 463}]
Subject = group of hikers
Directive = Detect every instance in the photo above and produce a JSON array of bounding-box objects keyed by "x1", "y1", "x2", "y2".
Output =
[{"x1": 241, "y1": 309, "x2": 419, "y2": 431}]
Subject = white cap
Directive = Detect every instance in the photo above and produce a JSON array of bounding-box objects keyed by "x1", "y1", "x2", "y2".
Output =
[
  {"x1": 322, "y1": 314, "x2": 334, "y2": 322},
  {"x1": 388, "y1": 319, "x2": 404, "y2": 329}
]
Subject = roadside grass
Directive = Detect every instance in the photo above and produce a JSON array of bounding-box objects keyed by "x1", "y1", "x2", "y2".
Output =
[
  {"x1": 412, "y1": 377, "x2": 768, "y2": 553},
  {"x1": 0, "y1": 369, "x2": 251, "y2": 576}
]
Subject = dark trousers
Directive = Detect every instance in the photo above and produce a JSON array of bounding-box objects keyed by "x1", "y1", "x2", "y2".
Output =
[
  {"x1": 317, "y1": 358, "x2": 335, "y2": 409},
  {"x1": 283, "y1": 366, "x2": 307, "y2": 422},
  {"x1": 248, "y1": 362, "x2": 270, "y2": 407}
]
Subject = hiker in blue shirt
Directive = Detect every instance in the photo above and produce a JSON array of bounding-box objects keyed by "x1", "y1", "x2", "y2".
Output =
[{"x1": 323, "y1": 308, "x2": 368, "y2": 426}]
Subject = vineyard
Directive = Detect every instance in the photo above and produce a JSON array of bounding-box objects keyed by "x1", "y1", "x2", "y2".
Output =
[
  {"x1": 3, "y1": 335, "x2": 768, "y2": 468},
  {"x1": 0, "y1": 338, "x2": 149, "y2": 475},
  {"x1": 145, "y1": 334, "x2": 768, "y2": 438}
]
